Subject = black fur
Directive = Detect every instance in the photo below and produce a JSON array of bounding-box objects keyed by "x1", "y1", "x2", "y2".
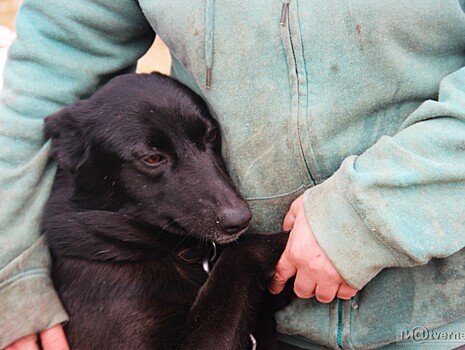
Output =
[{"x1": 43, "y1": 73, "x2": 292, "y2": 350}]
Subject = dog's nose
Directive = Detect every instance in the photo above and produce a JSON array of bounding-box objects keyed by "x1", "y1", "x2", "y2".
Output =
[{"x1": 217, "y1": 206, "x2": 252, "y2": 235}]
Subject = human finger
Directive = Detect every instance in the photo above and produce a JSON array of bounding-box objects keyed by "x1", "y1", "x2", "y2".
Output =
[
  {"x1": 283, "y1": 195, "x2": 303, "y2": 231},
  {"x1": 337, "y1": 283, "x2": 358, "y2": 300},
  {"x1": 293, "y1": 269, "x2": 316, "y2": 299},
  {"x1": 5, "y1": 333, "x2": 39, "y2": 350},
  {"x1": 315, "y1": 283, "x2": 339, "y2": 304},
  {"x1": 268, "y1": 254, "x2": 297, "y2": 294},
  {"x1": 283, "y1": 208, "x2": 296, "y2": 231},
  {"x1": 40, "y1": 325, "x2": 70, "y2": 350}
]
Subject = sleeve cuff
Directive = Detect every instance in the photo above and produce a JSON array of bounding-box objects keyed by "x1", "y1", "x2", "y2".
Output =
[
  {"x1": 302, "y1": 169, "x2": 400, "y2": 289},
  {"x1": 0, "y1": 236, "x2": 68, "y2": 348},
  {"x1": 0, "y1": 273, "x2": 69, "y2": 348}
]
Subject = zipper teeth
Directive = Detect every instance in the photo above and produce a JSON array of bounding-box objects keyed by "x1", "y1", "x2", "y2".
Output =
[
  {"x1": 284, "y1": 1, "x2": 316, "y2": 186},
  {"x1": 337, "y1": 299, "x2": 343, "y2": 348}
]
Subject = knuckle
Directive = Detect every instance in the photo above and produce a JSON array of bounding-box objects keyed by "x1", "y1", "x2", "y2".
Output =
[
  {"x1": 347, "y1": 289, "x2": 358, "y2": 298},
  {"x1": 275, "y1": 260, "x2": 287, "y2": 270},
  {"x1": 276, "y1": 255, "x2": 296, "y2": 274},
  {"x1": 294, "y1": 285, "x2": 313, "y2": 299},
  {"x1": 325, "y1": 268, "x2": 341, "y2": 280},
  {"x1": 293, "y1": 275, "x2": 315, "y2": 299},
  {"x1": 287, "y1": 246, "x2": 303, "y2": 263},
  {"x1": 275, "y1": 264, "x2": 289, "y2": 278},
  {"x1": 272, "y1": 273, "x2": 287, "y2": 284},
  {"x1": 294, "y1": 289, "x2": 313, "y2": 299},
  {"x1": 336, "y1": 284, "x2": 358, "y2": 300},
  {"x1": 294, "y1": 281, "x2": 313, "y2": 294},
  {"x1": 316, "y1": 290, "x2": 336, "y2": 304}
]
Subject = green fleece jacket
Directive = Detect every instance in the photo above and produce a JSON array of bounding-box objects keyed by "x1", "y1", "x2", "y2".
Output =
[{"x1": 1, "y1": 0, "x2": 465, "y2": 348}]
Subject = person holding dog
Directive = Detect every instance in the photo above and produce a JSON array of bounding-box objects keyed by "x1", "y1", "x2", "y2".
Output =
[{"x1": 1, "y1": 1, "x2": 465, "y2": 349}]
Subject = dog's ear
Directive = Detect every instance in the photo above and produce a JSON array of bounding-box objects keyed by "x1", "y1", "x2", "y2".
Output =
[{"x1": 44, "y1": 102, "x2": 91, "y2": 172}]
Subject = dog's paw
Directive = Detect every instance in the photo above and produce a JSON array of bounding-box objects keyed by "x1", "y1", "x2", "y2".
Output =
[{"x1": 219, "y1": 231, "x2": 289, "y2": 278}]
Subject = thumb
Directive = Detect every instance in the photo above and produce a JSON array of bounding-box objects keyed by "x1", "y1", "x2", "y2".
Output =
[
  {"x1": 283, "y1": 195, "x2": 304, "y2": 231},
  {"x1": 283, "y1": 208, "x2": 296, "y2": 231}
]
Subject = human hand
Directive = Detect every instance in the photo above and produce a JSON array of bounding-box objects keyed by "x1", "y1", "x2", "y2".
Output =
[
  {"x1": 268, "y1": 195, "x2": 358, "y2": 303},
  {"x1": 5, "y1": 324, "x2": 69, "y2": 350}
]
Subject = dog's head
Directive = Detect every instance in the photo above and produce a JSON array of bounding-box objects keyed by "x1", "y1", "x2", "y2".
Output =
[{"x1": 44, "y1": 73, "x2": 251, "y2": 244}]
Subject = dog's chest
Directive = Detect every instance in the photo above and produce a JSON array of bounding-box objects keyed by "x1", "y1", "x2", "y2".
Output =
[{"x1": 53, "y1": 257, "x2": 207, "y2": 349}]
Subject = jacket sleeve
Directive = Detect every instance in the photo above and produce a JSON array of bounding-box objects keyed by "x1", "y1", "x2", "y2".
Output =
[
  {"x1": 303, "y1": 66, "x2": 465, "y2": 290},
  {"x1": 0, "y1": 0, "x2": 154, "y2": 347}
]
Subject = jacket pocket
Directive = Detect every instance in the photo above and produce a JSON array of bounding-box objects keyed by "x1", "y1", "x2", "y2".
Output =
[{"x1": 246, "y1": 185, "x2": 310, "y2": 233}]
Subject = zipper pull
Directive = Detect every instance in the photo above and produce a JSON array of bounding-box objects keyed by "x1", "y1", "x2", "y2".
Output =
[
  {"x1": 206, "y1": 67, "x2": 212, "y2": 88},
  {"x1": 280, "y1": 1, "x2": 289, "y2": 26}
]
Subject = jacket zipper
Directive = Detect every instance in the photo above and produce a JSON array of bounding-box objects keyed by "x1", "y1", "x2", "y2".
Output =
[
  {"x1": 337, "y1": 299, "x2": 343, "y2": 348},
  {"x1": 280, "y1": 0, "x2": 316, "y2": 186}
]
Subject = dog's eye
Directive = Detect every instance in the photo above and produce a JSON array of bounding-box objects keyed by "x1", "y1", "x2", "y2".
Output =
[
  {"x1": 205, "y1": 128, "x2": 217, "y2": 143},
  {"x1": 142, "y1": 154, "x2": 164, "y2": 166}
]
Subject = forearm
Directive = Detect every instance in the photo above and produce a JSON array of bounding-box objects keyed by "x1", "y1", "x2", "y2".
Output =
[
  {"x1": 304, "y1": 67, "x2": 465, "y2": 289},
  {"x1": 0, "y1": 0, "x2": 154, "y2": 344}
]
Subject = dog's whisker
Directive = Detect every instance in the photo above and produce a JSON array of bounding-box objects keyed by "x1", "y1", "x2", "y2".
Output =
[
  {"x1": 171, "y1": 228, "x2": 196, "y2": 252},
  {"x1": 156, "y1": 218, "x2": 182, "y2": 236},
  {"x1": 155, "y1": 216, "x2": 192, "y2": 238}
]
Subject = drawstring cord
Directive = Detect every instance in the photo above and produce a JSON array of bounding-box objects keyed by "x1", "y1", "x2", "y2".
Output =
[{"x1": 205, "y1": 0, "x2": 214, "y2": 88}]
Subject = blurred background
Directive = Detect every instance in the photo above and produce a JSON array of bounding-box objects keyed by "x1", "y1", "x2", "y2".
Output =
[{"x1": 0, "y1": 0, "x2": 171, "y2": 88}]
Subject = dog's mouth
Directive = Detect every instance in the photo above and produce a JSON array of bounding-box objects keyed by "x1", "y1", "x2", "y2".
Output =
[
  {"x1": 211, "y1": 226, "x2": 249, "y2": 245},
  {"x1": 154, "y1": 218, "x2": 249, "y2": 245}
]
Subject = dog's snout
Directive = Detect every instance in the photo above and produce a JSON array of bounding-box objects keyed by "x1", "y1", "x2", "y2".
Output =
[{"x1": 217, "y1": 205, "x2": 252, "y2": 235}]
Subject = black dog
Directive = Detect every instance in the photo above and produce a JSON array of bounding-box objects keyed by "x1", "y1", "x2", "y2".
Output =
[{"x1": 43, "y1": 73, "x2": 290, "y2": 349}]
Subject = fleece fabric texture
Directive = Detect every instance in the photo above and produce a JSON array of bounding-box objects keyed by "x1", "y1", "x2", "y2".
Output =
[{"x1": 1, "y1": 0, "x2": 465, "y2": 348}]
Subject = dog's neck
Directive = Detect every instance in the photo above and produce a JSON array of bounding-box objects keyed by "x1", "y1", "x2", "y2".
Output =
[{"x1": 44, "y1": 168, "x2": 216, "y2": 264}]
